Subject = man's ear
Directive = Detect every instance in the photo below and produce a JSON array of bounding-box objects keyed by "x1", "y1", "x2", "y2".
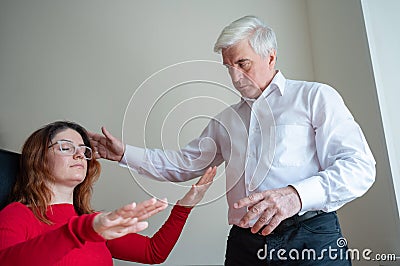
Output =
[{"x1": 268, "y1": 49, "x2": 277, "y2": 69}]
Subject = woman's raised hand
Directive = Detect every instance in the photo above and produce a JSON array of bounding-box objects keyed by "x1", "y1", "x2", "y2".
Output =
[{"x1": 177, "y1": 166, "x2": 217, "y2": 208}]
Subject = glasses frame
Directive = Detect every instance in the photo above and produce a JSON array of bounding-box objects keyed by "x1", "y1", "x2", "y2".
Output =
[{"x1": 48, "y1": 140, "x2": 93, "y2": 160}]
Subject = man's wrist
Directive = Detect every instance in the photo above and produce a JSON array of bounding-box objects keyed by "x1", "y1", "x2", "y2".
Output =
[{"x1": 287, "y1": 185, "x2": 302, "y2": 214}]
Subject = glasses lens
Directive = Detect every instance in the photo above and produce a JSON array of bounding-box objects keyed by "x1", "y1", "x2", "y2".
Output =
[
  {"x1": 83, "y1": 147, "x2": 92, "y2": 160},
  {"x1": 55, "y1": 141, "x2": 92, "y2": 160},
  {"x1": 59, "y1": 141, "x2": 75, "y2": 155}
]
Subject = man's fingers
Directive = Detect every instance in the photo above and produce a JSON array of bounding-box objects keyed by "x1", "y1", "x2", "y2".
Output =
[
  {"x1": 250, "y1": 208, "x2": 275, "y2": 233},
  {"x1": 87, "y1": 130, "x2": 100, "y2": 141},
  {"x1": 259, "y1": 214, "x2": 283, "y2": 236},
  {"x1": 94, "y1": 152, "x2": 101, "y2": 159},
  {"x1": 238, "y1": 199, "x2": 272, "y2": 227},
  {"x1": 101, "y1": 126, "x2": 115, "y2": 142},
  {"x1": 88, "y1": 132, "x2": 102, "y2": 150},
  {"x1": 234, "y1": 192, "x2": 263, "y2": 209},
  {"x1": 239, "y1": 204, "x2": 259, "y2": 227}
]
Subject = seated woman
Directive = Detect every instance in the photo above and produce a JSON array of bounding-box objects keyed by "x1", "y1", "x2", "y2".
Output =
[{"x1": 0, "y1": 121, "x2": 216, "y2": 266}]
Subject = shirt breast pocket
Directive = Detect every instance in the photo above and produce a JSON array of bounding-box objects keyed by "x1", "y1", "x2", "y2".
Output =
[{"x1": 270, "y1": 125, "x2": 313, "y2": 167}]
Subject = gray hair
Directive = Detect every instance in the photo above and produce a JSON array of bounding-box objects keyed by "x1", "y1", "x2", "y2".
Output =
[{"x1": 214, "y1": 15, "x2": 277, "y2": 57}]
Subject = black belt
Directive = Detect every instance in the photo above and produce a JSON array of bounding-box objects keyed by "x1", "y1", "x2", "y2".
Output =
[{"x1": 235, "y1": 210, "x2": 325, "y2": 235}]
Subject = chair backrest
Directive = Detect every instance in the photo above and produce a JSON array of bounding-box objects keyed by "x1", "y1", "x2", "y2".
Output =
[{"x1": 0, "y1": 149, "x2": 20, "y2": 210}]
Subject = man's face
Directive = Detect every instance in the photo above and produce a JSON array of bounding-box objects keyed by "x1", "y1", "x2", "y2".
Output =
[{"x1": 222, "y1": 39, "x2": 276, "y2": 99}]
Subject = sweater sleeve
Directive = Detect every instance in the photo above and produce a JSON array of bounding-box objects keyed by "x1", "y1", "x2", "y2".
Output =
[
  {"x1": 0, "y1": 203, "x2": 104, "y2": 266},
  {"x1": 106, "y1": 204, "x2": 191, "y2": 264}
]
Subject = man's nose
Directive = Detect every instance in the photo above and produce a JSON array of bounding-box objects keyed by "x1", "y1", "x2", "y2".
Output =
[{"x1": 228, "y1": 67, "x2": 243, "y2": 83}]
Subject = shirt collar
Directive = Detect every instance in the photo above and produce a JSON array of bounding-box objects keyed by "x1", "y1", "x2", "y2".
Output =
[
  {"x1": 263, "y1": 70, "x2": 286, "y2": 97},
  {"x1": 240, "y1": 70, "x2": 286, "y2": 104}
]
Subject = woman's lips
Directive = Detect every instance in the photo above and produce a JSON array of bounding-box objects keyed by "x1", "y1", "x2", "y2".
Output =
[{"x1": 70, "y1": 164, "x2": 84, "y2": 168}]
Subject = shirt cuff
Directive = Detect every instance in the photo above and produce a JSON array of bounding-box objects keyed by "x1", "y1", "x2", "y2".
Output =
[
  {"x1": 119, "y1": 145, "x2": 146, "y2": 171},
  {"x1": 290, "y1": 175, "x2": 326, "y2": 214}
]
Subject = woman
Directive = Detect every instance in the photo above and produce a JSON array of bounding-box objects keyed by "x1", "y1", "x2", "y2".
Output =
[{"x1": 0, "y1": 121, "x2": 216, "y2": 265}]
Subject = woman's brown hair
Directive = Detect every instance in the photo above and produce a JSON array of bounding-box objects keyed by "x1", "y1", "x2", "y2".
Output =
[{"x1": 10, "y1": 121, "x2": 101, "y2": 224}]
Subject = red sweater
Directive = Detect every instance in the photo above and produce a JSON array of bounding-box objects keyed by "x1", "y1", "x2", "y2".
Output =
[{"x1": 0, "y1": 202, "x2": 191, "y2": 265}]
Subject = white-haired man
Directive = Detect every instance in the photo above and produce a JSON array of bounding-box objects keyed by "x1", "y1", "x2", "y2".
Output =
[{"x1": 90, "y1": 16, "x2": 375, "y2": 265}]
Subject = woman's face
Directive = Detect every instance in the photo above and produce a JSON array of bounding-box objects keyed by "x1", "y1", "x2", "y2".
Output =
[{"x1": 47, "y1": 128, "x2": 88, "y2": 188}]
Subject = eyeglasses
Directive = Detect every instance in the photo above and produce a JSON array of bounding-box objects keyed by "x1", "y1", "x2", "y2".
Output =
[{"x1": 48, "y1": 140, "x2": 93, "y2": 160}]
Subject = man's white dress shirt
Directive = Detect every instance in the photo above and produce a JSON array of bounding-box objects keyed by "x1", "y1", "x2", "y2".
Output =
[{"x1": 120, "y1": 71, "x2": 376, "y2": 226}]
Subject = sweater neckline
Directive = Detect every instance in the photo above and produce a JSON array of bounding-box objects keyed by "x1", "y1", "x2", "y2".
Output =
[{"x1": 46, "y1": 203, "x2": 77, "y2": 223}]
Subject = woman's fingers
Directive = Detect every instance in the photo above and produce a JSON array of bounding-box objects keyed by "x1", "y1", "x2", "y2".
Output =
[
  {"x1": 177, "y1": 166, "x2": 217, "y2": 208},
  {"x1": 195, "y1": 166, "x2": 216, "y2": 187},
  {"x1": 92, "y1": 196, "x2": 170, "y2": 240},
  {"x1": 104, "y1": 197, "x2": 167, "y2": 224},
  {"x1": 137, "y1": 200, "x2": 168, "y2": 219},
  {"x1": 195, "y1": 167, "x2": 216, "y2": 190}
]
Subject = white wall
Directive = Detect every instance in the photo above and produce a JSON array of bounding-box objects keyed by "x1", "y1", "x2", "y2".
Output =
[
  {"x1": 307, "y1": 0, "x2": 400, "y2": 265},
  {"x1": 362, "y1": 0, "x2": 400, "y2": 221},
  {"x1": 0, "y1": 1, "x2": 314, "y2": 265}
]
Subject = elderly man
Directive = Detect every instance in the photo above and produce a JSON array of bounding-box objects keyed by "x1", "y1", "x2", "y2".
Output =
[{"x1": 90, "y1": 15, "x2": 375, "y2": 265}]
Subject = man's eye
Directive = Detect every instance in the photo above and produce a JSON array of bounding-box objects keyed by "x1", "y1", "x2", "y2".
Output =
[{"x1": 239, "y1": 62, "x2": 250, "y2": 70}]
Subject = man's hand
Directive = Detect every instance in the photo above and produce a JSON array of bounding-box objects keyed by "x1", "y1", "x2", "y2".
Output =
[
  {"x1": 177, "y1": 166, "x2": 216, "y2": 208},
  {"x1": 234, "y1": 186, "x2": 301, "y2": 236},
  {"x1": 88, "y1": 126, "x2": 125, "y2": 161},
  {"x1": 93, "y1": 197, "x2": 168, "y2": 240}
]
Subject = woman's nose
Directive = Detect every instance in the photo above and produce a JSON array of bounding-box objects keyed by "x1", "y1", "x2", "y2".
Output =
[{"x1": 73, "y1": 148, "x2": 85, "y2": 159}]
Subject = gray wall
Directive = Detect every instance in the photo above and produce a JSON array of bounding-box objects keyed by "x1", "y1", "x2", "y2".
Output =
[
  {"x1": 307, "y1": 1, "x2": 400, "y2": 265},
  {"x1": 0, "y1": 0, "x2": 398, "y2": 265}
]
